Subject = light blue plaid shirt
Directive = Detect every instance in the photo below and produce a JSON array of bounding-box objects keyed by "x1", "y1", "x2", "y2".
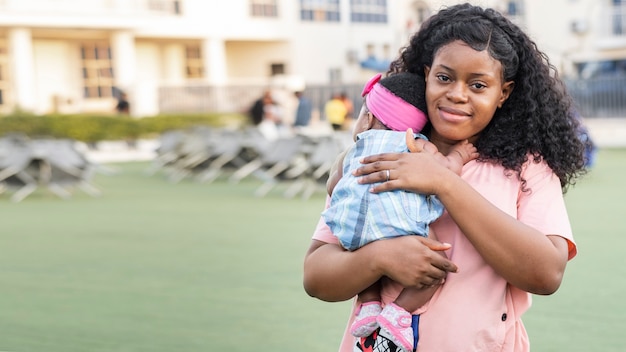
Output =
[{"x1": 322, "y1": 129, "x2": 444, "y2": 251}]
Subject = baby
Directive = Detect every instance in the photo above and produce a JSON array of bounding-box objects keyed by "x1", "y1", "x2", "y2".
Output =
[{"x1": 323, "y1": 73, "x2": 478, "y2": 352}]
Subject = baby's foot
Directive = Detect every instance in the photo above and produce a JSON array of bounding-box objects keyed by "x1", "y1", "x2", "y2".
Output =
[
  {"x1": 377, "y1": 303, "x2": 414, "y2": 352},
  {"x1": 350, "y1": 301, "x2": 382, "y2": 337}
]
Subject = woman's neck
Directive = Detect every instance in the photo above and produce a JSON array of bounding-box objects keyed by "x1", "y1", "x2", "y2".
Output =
[{"x1": 427, "y1": 131, "x2": 480, "y2": 156}]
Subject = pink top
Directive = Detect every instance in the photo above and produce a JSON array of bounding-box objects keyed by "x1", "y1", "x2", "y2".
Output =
[{"x1": 312, "y1": 158, "x2": 577, "y2": 352}]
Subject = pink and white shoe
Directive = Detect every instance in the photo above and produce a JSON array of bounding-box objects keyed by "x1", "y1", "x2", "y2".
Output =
[
  {"x1": 350, "y1": 301, "x2": 382, "y2": 337},
  {"x1": 377, "y1": 303, "x2": 414, "y2": 352}
]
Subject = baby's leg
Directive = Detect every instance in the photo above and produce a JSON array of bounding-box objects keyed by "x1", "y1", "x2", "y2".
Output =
[
  {"x1": 358, "y1": 280, "x2": 382, "y2": 303},
  {"x1": 394, "y1": 286, "x2": 438, "y2": 314},
  {"x1": 376, "y1": 229, "x2": 446, "y2": 351},
  {"x1": 350, "y1": 281, "x2": 383, "y2": 337},
  {"x1": 377, "y1": 286, "x2": 436, "y2": 352}
]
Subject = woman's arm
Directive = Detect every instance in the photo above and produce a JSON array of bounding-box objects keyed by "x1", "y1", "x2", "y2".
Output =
[
  {"x1": 303, "y1": 235, "x2": 457, "y2": 302},
  {"x1": 435, "y1": 171, "x2": 569, "y2": 294},
  {"x1": 354, "y1": 149, "x2": 570, "y2": 295}
]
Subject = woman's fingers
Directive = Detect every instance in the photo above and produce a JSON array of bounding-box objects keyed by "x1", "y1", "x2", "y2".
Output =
[
  {"x1": 417, "y1": 237, "x2": 458, "y2": 273},
  {"x1": 374, "y1": 235, "x2": 458, "y2": 289}
]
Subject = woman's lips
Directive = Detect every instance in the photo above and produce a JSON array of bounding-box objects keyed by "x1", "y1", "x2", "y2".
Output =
[{"x1": 438, "y1": 106, "x2": 471, "y2": 123}]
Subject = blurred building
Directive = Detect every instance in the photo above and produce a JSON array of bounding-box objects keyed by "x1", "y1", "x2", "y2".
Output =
[{"x1": 0, "y1": 0, "x2": 624, "y2": 117}]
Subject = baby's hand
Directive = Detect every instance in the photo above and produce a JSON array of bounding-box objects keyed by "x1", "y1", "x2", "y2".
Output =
[
  {"x1": 450, "y1": 140, "x2": 479, "y2": 165},
  {"x1": 405, "y1": 128, "x2": 439, "y2": 155}
]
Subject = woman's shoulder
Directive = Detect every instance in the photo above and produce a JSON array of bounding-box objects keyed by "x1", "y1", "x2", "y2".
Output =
[
  {"x1": 463, "y1": 154, "x2": 555, "y2": 177},
  {"x1": 520, "y1": 154, "x2": 556, "y2": 179}
]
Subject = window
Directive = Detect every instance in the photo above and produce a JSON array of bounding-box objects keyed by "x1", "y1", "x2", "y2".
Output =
[
  {"x1": 251, "y1": 0, "x2": 278, "y2": 17},
  {"x1": 413, "y1": 1, "x2": 430, "y2": 24},
  {"x1": 147, "y1": 0, "x2": 182, "y2": 15},
  {"x1": 271, "y1": 63, "x2": 285, "y2": 76},
  {"x1": 350, "y1": 0, "x2": 387, "y2": 23},
  {"x1": 406, "y1": 1, "x2": 431, "y2": 34},
  {"x1": 300, "y1": 0, "x2": 340, "y2": 22},
  {"x1": 81, "y1": 42, "x2": 114, "y2": 98},
  {"x1": 185, "y1": 44, "x2": 204, "y2": 79},
  {"x1": 505, "y1": 0, "x2": 524, "y2": 17},
  {"x1": 329, "y1": 68, "x2": 342, "y2": 83},
  {"x1": 612, "y1": 0, "x2": 626, "y2": 35}
]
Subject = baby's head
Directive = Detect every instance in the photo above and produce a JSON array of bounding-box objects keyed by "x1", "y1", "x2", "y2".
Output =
[{"x1": 353, "y1": 72, "x2": 427, "y2": 140}]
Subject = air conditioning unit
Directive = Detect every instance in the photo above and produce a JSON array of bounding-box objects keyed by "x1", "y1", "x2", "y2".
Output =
[
  {"x1": 571, "y1": 19, "x2": 589, "y2": 34},
  {"x1": 346, "y1": 49, "x2": 359, "y2": 64}
]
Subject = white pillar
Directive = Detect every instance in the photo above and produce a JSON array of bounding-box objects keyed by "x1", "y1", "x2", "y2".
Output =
[
  {"x1": 111, "y1": 31, "x2": 136, "y2": 94},
  {"x1": 163, "y1": 44, "x2": 185, "y2": 84},
  {"x1": 202, "y1": 37, "x2": 227, "y2": 85},
  {"x1": 8, "y1": 28, "x2": 35, "y2": 112}
]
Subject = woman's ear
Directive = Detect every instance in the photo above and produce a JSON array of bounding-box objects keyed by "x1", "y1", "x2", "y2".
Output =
[
  {"x1": 499, "y1": 81, "x2": 515, "y2": 108},
  {"x1": 424, "y1": 66, "x2": 431, "y2": 82}
]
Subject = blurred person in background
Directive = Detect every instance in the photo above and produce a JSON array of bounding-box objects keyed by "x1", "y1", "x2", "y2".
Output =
[
  {"x1": 115, "y1": 92, "x2": 130, "y2": 115},
  {"x1": 256, "y1": 91, "x2": 289, "y2": 141},
  {"x1": 325, "y1": 92, "x2": 348, "y2": 131},
  {"x1": 340, "y1": 91, "x2": 355, "y2": 129},
  {"x1": 572, "y1": 109, "x2": 598, "y2": 168},
  {"x1": 293, "y1": 91, "x2": 313, "y2": 129},
  {"x1": 248, "y1": 90, "x2": 272, "y2": 126}
]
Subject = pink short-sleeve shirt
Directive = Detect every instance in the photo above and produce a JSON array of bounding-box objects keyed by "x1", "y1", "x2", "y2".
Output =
[{"x1": 311, "y1": 159, "x2": 577, "y2": 352}]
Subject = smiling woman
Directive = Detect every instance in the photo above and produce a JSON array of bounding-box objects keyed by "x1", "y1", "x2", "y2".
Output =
[{"x1": 303, "y1": 3, "x2": 587, "y2": 352}]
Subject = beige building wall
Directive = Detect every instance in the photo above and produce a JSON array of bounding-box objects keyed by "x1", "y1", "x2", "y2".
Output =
[{"x1": 0, "y1": 0, "x2": 625, "y2": 116}]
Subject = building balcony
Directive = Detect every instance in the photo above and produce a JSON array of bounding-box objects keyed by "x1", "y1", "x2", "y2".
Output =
[{"x1": 0, "y1": 0, "x2": 182, "y2": 30}]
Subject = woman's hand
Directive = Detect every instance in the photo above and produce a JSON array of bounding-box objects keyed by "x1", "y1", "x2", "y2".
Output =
[
  {"x1": 304, "y1": 235, "x2": 457, "y2": 301},
  {"x1": 353, "y1": 129, "x2": 456, "y2": 195},
  {"x1": 370, "y1": 235, "x2": 457, "y2": 289}
]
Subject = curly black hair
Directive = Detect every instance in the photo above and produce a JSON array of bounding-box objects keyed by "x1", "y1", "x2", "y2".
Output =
[
  {"x1": 377, "y1": 72, "x2": 427, "y2": 113},
  {"x1": 388, "y1": 3, "x2": 586, "y2": 192}
]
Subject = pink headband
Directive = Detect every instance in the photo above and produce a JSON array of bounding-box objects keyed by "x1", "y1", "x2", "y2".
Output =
[{"x1": 361, "y1": 73, "x2": 428, "y2": 132}]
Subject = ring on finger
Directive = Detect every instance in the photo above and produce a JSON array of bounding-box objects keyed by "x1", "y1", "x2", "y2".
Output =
[{"x1": 385, "y1": 169, "x2": 390, "y2": 182}]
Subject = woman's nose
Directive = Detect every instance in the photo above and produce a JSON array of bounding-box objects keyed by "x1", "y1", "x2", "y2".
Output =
[{"x1": 446, "y1": 83, "x2": 469, "y2": 103}]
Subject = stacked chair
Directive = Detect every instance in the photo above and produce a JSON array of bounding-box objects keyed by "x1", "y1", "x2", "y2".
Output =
[
  {"x1": 0, "y1": 134, "x2": 100, "y2": 202},
  {"x1": 148, "y1": 125, "x2": 350, "y2": 199}
]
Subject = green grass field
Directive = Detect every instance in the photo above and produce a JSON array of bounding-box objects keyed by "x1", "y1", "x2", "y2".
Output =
[{"x1": 0, "y1": 149, "x2": 624, "y2": 352}]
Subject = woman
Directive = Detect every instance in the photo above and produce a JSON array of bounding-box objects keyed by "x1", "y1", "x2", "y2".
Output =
[{"x1": 303, "y1": 3, "x2": 586, "y2": 352}]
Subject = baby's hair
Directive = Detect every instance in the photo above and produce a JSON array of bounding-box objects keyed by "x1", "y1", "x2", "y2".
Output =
[{"x1": 377, "y1": 73, "x2": 427, "y2": 113}]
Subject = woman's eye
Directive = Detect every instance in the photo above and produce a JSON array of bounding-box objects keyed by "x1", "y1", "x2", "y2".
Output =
[
  {"x1": 436, "y1": 74, "x2": 451, "y2": 82},
  {"x1": 471, "y1": 82, "x2": 486, "y2": 90}
]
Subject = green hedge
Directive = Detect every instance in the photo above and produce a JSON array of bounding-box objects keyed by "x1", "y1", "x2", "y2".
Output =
[{"x1": 0, "y1": 112, "x2": 249, "y2": 142}]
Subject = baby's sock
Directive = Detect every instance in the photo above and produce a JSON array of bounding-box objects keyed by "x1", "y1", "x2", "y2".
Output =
[
  {"x1": 377, "y1": 303, "x2": 414, "y2": 352},
  {"x1": 350, "y1": 301, "x2": 382, "y2": 337}
]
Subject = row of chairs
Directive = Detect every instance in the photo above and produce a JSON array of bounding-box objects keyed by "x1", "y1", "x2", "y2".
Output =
[
  {"x1": 0, "y1": 134, "x2": 101, "y2": 202},
  {"x1": 146, "y1": 126, "x2": 351, "y2": 199}
]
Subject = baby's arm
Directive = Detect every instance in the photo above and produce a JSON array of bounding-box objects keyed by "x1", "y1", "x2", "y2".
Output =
[
  {"x1": 405, "y1": 129, "x2": 478, "y2": 176},
  {"x1": 446, "y1": 140, "x2": 479, "y2": 175}
]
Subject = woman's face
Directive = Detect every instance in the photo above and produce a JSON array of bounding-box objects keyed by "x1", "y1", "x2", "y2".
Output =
[{"x1": 424, "y1": 40, "x2": 513, "y2": 151}]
